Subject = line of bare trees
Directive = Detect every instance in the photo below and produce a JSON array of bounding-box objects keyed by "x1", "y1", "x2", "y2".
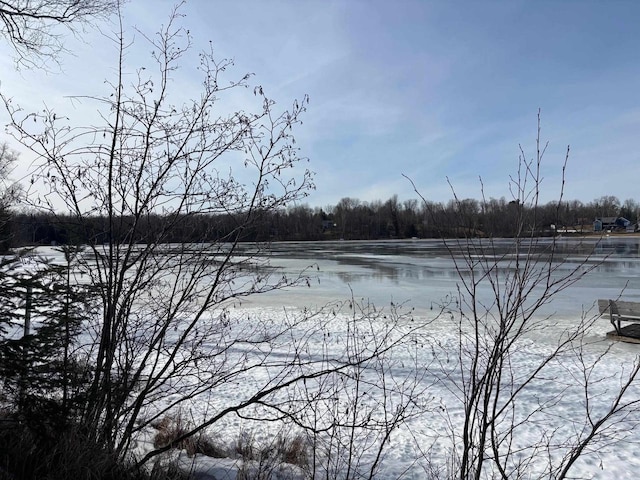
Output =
[
  {"x1": 324, "y1": 193, "x2": 636, "y2": 240},
  {"x1": 2, "y1": 192, "x2": 637, "y2": 248}
]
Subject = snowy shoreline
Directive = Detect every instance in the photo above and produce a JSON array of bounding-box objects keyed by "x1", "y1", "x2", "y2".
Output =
[{"x1": 128, "y1": 303, "x2": 640, "y2": 480}]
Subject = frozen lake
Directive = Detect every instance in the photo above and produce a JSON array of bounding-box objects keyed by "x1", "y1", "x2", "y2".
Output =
[
  {"x1": 204, "y1": 236, "x2": 640, "y2": 478},
  {"x1": 240, "y1": 236, "x2": 640, "y2": 320},
  {"x1": 20, "y1": 237, "x2": 640, "y2": 478},
  {"x1": 225, "y1": 236, "x2": 640, "y2": 478}
]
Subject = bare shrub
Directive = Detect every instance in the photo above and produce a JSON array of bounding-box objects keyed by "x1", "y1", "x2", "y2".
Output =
[
  {"x1": 2, "y1": 2, "x2": 318, "y2": 465},
  {"x1": 407, "y1": 112, "x2": 640, "y2": 479},
  {"x1": 233, "y1": 428, "x2": 310, "y2": 480},
  {"x1": 278, "y1": 433, "x2": 310, "y2": 469},
  {"x1": 152, "y1": 415, "x2": 226, "y2": 459}
]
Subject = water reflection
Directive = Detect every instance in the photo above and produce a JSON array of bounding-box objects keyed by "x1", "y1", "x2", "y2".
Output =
[
  {"x1": 594, "y1": 241, "x2": 640, "y2": 256},
  {"x1": 335, "y1": 262, "x2": 462, "y2": 285},
  {"x1": 259, "y1": 237, "x2": 640, "y2": 261},
  {"x1": 251, "y1": 237, "x2": 640, "y2": 316}
]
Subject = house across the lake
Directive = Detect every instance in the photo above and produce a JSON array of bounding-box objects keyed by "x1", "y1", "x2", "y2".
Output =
[
  {"x1": 593, "y1": 217, "x2": 634, "y2": 232},
  {"x1": 321, "y1": 220, "x2": 337, "y2": 231}
]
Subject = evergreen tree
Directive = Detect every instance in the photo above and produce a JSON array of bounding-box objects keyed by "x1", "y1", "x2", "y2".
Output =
[{"x1": 0, "y1": 246, "x2": 96, "y2": 433}]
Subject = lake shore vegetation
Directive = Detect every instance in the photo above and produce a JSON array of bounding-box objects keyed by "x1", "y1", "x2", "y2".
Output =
[{"x1": 2, "y1": 192, "x2": 638, "y2": 249}]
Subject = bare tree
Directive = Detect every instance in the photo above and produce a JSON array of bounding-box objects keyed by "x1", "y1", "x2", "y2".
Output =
[
  {"x1": 0, "y1": 142, "x2": 20, "y2": 208},
  {"x1": 3, "y1": 0, "x2": 311, "y2": 451},
  {"x1": 1, "y1": 6, "x2": 431, "y2": 478},
  {"x1": 408, "y1": 112, "x2": 640, "y2": 479},
  {"x1": 0, "y1": 142, "x2": 21, "y2": 251},
  {"x1": 287, "y1": 298, "x2": 431, "y2": 479},
  {"x1": 0, "y1": 0, "x2": 117, "y2": 67}
]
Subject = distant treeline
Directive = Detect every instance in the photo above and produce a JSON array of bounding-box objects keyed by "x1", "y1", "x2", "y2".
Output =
[{"x1": 1, "y1": 194, "x2": 636, "y2": 248}]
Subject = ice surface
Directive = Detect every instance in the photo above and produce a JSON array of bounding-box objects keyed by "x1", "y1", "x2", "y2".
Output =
[{"x1": 19, "y1": 238, "x2": 640, "y2": 478}]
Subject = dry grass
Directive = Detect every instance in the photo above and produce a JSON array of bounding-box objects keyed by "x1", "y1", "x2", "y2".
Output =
[
  {"x1": 152, "y1": 415, "x2": 310, "y2": 479},
  {"x1": 152, "y1": 415, "x2": 226, "y2": 459},
  {"x1": 235, "y1": 428, "x2": 310, "y2": 479}
]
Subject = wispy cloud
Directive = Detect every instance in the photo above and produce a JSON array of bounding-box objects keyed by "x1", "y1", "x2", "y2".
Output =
[{"x1": 2, "y1": 0, "x2": 639, "y2": 208}]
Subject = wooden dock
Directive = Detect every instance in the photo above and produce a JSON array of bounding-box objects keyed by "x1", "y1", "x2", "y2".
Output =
[{"x1": 606, "y1": 324, "x2": 640, "y2": 344}]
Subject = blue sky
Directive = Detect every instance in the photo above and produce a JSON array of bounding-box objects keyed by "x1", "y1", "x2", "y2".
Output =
[{"x1": 1, "y1": 0, "x2": 639, "y2": 209}]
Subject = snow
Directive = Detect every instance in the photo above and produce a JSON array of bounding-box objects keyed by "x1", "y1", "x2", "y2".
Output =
[
  {"x1": 10, "y1": 240, "x2": 640, "y2": 479},
  {"x1": 128, "y1": 304, "x2": 640, "y2": 479}
]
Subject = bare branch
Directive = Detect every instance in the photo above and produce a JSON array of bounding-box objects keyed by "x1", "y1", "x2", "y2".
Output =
[{"x1": 0, "y1": 0, "x2": 118, "y2": 68}]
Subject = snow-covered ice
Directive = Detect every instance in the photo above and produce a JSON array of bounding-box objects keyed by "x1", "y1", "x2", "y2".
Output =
[{"x1": 15, "y1": 238, "x2": 640, "y2": 478}]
